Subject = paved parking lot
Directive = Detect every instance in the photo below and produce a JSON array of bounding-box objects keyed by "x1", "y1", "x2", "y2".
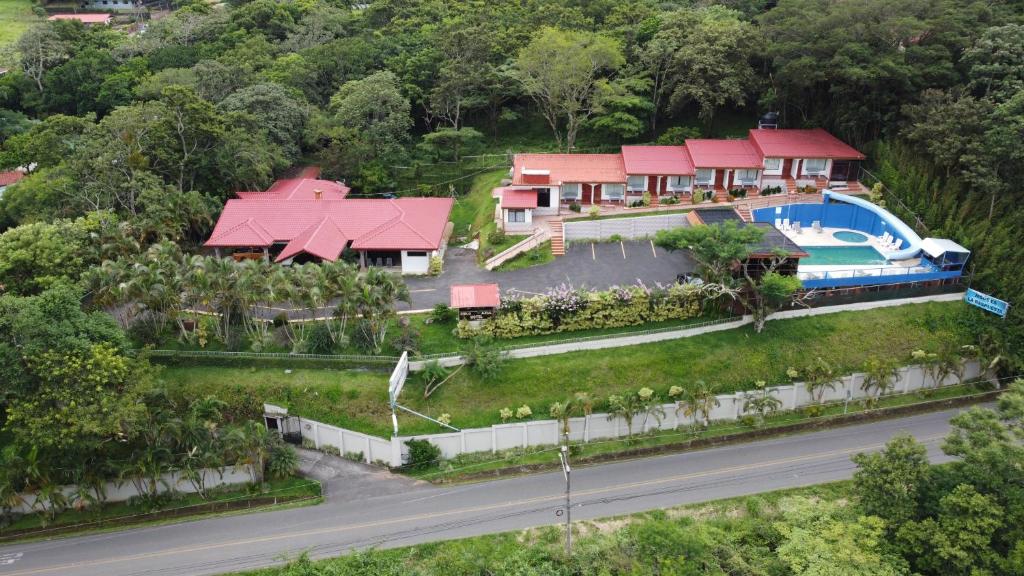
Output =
[{"x1": 404, "y1": 241, "x2": 696, "y2": 310}]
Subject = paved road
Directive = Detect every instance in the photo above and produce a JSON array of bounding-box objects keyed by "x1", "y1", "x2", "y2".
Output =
[
  {"x1": 0, "y1": 407, "x2": 971, "y2": 576},
  {"x1": 404, "y1": 244, "x2": 695, "y2": 309}
]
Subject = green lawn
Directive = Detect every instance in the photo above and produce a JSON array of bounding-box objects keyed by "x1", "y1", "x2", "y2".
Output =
[
  {"x1": 160, "y1": 302, "x2": 973, "y2": 437},
  {"x1": 447, "y1": 169, "x2": 505, "y2": 244},
  {"x1": 0, "y1": 0, "x2": 38, "y2": 47},
  {"x1": 493, "y1": 240, "x2": 554, "y2": 271},
  {"x1": 578, "y1": 207, "x2": 692, "y2": 221}
]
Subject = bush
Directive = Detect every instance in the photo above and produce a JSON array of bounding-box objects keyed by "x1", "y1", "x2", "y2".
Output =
[
  {"x1": 691, "y1": 189, "x2": 706, "y2": 204},
  {"x1": 588, "y1": 205, "x2": 601, "y2": 218},
  {"x1": 351, "y1": 319, "x2": 377, "y2": 352},
  {"x1": 306, "y1": 322, "x2": 336, "y2": 354},
  {"x1": 662, "y1": 195, "x2": 680, "y2": 205},
  {"x1": 404, "y1": 439, "x2": 441, "y2": 470},
  {"x1": 487, "y1": 229, "x2": 506, "y2": 245},
  {"x1": 569, "y1": 202, "x2": 581, "y2": 213},
  {"x1": 761, "y1": 185, "x2": 784, "y2": 196},
  {"x1": 629, "y1": 199, "x2": 645, "y2": 207},
  {"x1": 428, "y1": 256, "x2": 443, "y2": 275},
  {"x1": 266, "y1": 440, "x2": 298, "y2": 480},
  {"x1": 609, "y1": 234, "x2": 623, "y2": 242},
  {"x1": 431, "y1": 303, "x2": 457, "y2": 324},
  {"x1": 272, "y1": 313, "x2": 289, "y2": 328},
  {"x1": 390, "y1": 317, "x2": 420, "y2": 353}
]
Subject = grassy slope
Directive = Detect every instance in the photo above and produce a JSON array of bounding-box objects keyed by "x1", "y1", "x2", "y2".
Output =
[
  {"x1": 160, "y1": 302, "x2": 970, "y2": 437},
  {"x1": 447, "y1": 169, "x2": 505, "y2": 244},
  {"x1": 0, "y1": 0, "x2": 38, "y2": 47}
]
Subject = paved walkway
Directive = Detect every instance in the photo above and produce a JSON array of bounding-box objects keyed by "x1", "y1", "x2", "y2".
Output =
[
  {"x1": 295, "y1": 447, "x2": 421, "y2": 501},
  {"x1": 412, "y1": 292, "x2": 967, "y2": 369},
  {"x1": 404, "y1": 243, "x2": 695, "y2": 310}
]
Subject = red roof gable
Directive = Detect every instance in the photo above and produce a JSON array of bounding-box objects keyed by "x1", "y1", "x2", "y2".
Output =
[
  {"x1": 48, "y1": 13, "x2": 111, "y2": 24},
  {"x1": 450, "y1": 284, "x2": 500, "y2": 309},
  {"x1": 748, "y1": 128, "x2": 865, "y2": 160},
  {"x1": 512, "y1": 154, "x2": 625, "y2": 185},
  {"x1": 683, "y1": 139, "x2": 762, "y2": 169},
  {"x1": 236, "y1": 178, "x2": 350, "y2": 201},
  {"x1": 0, "y1": 171, "x2": 25, "y2": 187},
  {"x1": 275, "y1": 216, "x2": 349, "y2": 263},
  {"x1": 499, "y1": 188, "x2": 538, "y2": 209},
  {"x1": 620, "y1": 146, "x2": 694, "y2": 175}
]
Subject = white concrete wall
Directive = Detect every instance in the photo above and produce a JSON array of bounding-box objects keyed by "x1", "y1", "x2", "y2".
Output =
[
  {"x1": 401, "y1": 251, "x2": 430, "y2": 275},
  {"x1": 12, "y1": 467, "x2": 254, "y2": 514},
  {"x1": 564, "y1": 213, "x2": 689, "y2": 241}
]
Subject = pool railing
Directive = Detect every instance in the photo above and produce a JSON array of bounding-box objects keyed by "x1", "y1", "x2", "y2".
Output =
[{"x1": 798, "y1": 263, "x2": 962, "y2": 289}]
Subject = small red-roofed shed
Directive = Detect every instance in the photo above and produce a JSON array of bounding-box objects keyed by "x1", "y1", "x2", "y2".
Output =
[{"x1": 450, "y1": 284, "x2": 500, "y2": 320}]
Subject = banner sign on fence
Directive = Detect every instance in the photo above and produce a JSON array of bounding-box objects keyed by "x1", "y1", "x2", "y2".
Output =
[
  {"x1": 964, "y1": 288, "x2": 1010, "y2": 318},
  {"x1": 388, "y1": 351, "x2": 409, "y2": 408}
]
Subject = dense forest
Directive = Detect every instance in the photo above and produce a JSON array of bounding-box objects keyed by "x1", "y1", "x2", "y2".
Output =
[{"x1": 0, "y1": 0, "x2": 1022, "y2": 529}]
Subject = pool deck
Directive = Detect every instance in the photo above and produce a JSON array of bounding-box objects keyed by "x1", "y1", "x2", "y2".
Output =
[{"x1": 777, "y1": 225, "x2": 921, "y2": 272}]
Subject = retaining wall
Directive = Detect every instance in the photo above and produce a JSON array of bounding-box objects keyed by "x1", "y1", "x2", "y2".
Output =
[{"x1": 564, "y1": 213, "x2": 688, "y2": 241}]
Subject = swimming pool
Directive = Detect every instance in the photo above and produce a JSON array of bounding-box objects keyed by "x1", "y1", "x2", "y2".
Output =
[
  {"x1": 833, "y1": 230, "x2": 868, "y2": 243},
  {"x1": 800, "y1": 246, "x2": 887, "y2": 265}
]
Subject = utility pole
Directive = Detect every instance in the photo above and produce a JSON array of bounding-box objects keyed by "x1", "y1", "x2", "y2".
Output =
[{"x1": 558, "y1": 441, "x2": 572, "y2": 557}]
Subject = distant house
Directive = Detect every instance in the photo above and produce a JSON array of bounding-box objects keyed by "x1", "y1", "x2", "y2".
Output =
[
  {"x1": 204, "y1": 170, "x2": 454, "y2": 275},
  {"x1": 500, "y1": 129, "x2": 866, "y2": 214},
  {"x1": 47, "y1": 13, "x2": 113, "y2": 25},
  {"x1": 0, "y1": 171, "x2": 25, "y2": 199}
]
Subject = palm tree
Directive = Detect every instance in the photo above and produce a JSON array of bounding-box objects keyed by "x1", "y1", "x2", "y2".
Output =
[
  {"x1": 356, "y1": 268, "x2": 411, "y2": 354},
  {"x1": 574, "y1": 392, "x2": 595, "y2": 441},
  {"x1": 226, "y1": 421, "x2": 273, "y2": 485},
  {"x1": 680, "y1": 381, "x2": 721, "y2": 430},
  {"x1": 861, "y1": 357, "x2": 898, "y2": 405},
  {"x1": 803, "y1": 357, "x2": 837, "y2": 405}
]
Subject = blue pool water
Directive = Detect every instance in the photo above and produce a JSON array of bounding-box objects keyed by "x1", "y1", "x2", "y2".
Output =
[
  {"x1": 801, "y1": 246, "x2": 887, "y2": 265},
  {"x1": 833, "y1": 230, "x2": 868, "y2": 243}
]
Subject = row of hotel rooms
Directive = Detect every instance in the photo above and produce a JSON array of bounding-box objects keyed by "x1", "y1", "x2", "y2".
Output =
[{"x1": 497, "y1": 128, "x2": 865, "y2": 231}]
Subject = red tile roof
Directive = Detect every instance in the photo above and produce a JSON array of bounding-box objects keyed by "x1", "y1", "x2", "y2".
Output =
[
  {"x1": 748, "y1": 128, "x2": 864, "y2": 160},
  {"x1": 499, "y1": 188, "x2": 538, "y2": 209},
  {"x1": 512, "y1": 154, "x2": 625, "y2": 185},
  {"x1": 0, "y1": 171, "x2": 25, "y2": 187},
  {"x1": 620, "y1": 146, "x2": 694, "y2": 175},
  {"x1": 236, "y1": 178, "x2": 350, "y2": 201},
  {"x1": 683, "y1": 139, "x2": 762, "y2": 169},
  {"x1": 450, "y1": 284, "x2": 500, "y2": 309},
  {"x1": 48, "y1": 13, "x2": 111, "y2": 24},
  {"x1": 205, "y1": 179, "x2": 453, "y2": 259}
]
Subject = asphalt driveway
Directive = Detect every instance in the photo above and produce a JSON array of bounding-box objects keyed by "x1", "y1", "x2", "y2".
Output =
[{"x1": 404, "y1": 241, "x2": 695, "y2": 310}]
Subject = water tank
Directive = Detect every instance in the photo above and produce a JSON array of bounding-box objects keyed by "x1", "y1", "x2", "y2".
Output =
[{"x1": 758, "y1": 112, "x2": 779, "y2": 129}]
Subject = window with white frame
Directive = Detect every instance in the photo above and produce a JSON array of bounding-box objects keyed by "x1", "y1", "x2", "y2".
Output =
[
  {"x1": 695, "y1": 169, "x2": 714, "y2": 185},
  {"x1": 507, "y1": 209, "x2": 526, "y2": 223},
  {"x1": 734, "y1": 169, "x2": 759, "y2": 185},
  {"x1": 803, "y1": 159, "x2": 827, "y2": 175},
  {"x1": 626, "y1": 175, "x2": 646, "y2": 191},
  {"x1": 668, "y1": 175, "x2": 692, "y2": 190},
  {"x1": 560, "y1": 183, "x2": 580, "y2": 200},
  {"x1": 603, "y1": 183, "x2": 624, "y2": 200},
  {"x1": 763, "y1": 158, "x2": 782, "y2": 175}
]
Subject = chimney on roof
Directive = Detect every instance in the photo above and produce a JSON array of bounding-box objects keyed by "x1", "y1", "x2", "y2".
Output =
[{"x1": 314, "y1": 189, "x2": 323, "y2": 200}]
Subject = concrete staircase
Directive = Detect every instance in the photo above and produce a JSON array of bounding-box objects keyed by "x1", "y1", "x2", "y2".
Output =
[
  {"x1": 783, "y1": 177, "x2": 799, "y2": 194},
  {"x1": 814, "y1": 177, "x2": 829, "y2": 191},
  {"x1": 649, "y1": 193, "x2": 661, "y2": 207},
  {"x1": 713, "y1": 186, "x2": 730, "y2": 202},
  {"x1": 735, "y1": 204, "x2": 753, "y2": 222},
  {"x1": 549, "y1": 219, "x2": 565, "y2": 256}
]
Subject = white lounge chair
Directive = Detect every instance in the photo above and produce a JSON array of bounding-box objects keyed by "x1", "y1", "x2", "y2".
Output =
[
  {"x1": 812, "y1": 220, "x2": 823, "y2": 233},
  {"x1": 793, "y1": 221, "x2": 802, "y2": 234},
  {"x1": 891, "y1": 238, "x2": 903, "y2": 251},
  {"x1": 782, "y1": 218, "x2": 790, "y2": 231},
  {"x1": 775, "y1": 218, "x2": 783, "y2": 230},
  {"x1": 881, "y1": 232, "x2": 891, "y2": 244}
]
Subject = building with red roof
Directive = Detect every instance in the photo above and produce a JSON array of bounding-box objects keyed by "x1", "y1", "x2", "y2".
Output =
[
  {"x1": 48, "y1": 13, "x2": 112, "y2": 25},
  {"x1": 498, "y1": 128, "x2": 864, "y2": 215},
  {"x1": 205, "y1": 173, "x2": 453, "y2": 274},
  {"x1": 0, "y1": 171, "x2": 25, "y2": 197},
  {"x1": 450, "y1": 284, "x2": 500, "y2": 319}
]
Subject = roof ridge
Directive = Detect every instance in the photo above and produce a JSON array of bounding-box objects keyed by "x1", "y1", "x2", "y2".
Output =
[{"x1": 208, "y1": 217, "x2": 274, "y2": 245}]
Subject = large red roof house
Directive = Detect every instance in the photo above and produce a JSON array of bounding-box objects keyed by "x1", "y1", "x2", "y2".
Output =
[
  {"x1": 496, "y1": 128, "x2": 864, "y2": 231},
  {"x1": 204, "y1": 169, "x2": 453, "y2": 275}
]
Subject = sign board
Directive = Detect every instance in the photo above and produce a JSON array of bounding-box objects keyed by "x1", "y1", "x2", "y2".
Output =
[
  {"x1": 388, "y1": 351, "x2": 409, "y2": 408},
  {"x1": 965, "y1": 288, "x2": 1010, "y2": 318}
]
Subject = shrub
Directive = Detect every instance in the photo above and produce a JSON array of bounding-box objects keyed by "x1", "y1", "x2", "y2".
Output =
[
  {"x1": 306, "y1": 322, "x2": 336, "y2": 354},
  {"x1": 404, "y1": 439, "x2": 441, "y2": 470},
  {"x1": 515, "y1": 404, "x2": 533, "y2": 419},
  {"x1": 569, "y1": 202, "x2": 581, "y2": 213},
  {"x1": 691, "y1": 189, "x2": 706, "y2": 204},
  {"x1": 431, "y1": 303, "x2": 458, "y2": 324},
  {"x1": 662, "y1": 195, "x2": 680, "y2": 205},
  {"x1": 266, "y1": 440, "x2": 298, "y2": 480},
  {"x1": 428, "y1": 256, "x2": 443, "y2": 275},
  {"x1": 499, "y1": 407, "x2": 513, "y2": 422},
  {"x1": 390, "y1": 316, "x2": 420, "y2": 353},
  {"x1": 629, "y1": 199, "x2": 645, "y2": 207},
  {"x1": 343, "y1": 451, "x2": 364, "y2": 462},
  {"x1": 487, "y1": 229, "x2": 507, "y2": 246},
  {"x1": 588, "y1": 205, "x2": 601, "y2": 218},
  {"x1": 351, "y1": 319, "x2": 377, "y2": 352},
  {"x1": 609, "y1": 233, "x2": 623, "y2": 242},
  {"x1": 272, "y1": 313, "x2": 289, "y2": 328},
  {"x1": 641, "y1": 191, "x2": 651, "y2": 206}
]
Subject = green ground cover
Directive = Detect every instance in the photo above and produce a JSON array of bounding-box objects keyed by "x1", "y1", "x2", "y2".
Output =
[
  {"x1": 579, "y1": 207, "x2": 692, "y2": 221},
  {"x1": 446, "y1": 169, "x2": 505, "y2": 244},
  {"x1": 1, "y1": 477, "x2": 321, "y2": 541},
  {"x1": 0, "y1": 0, "x2": 38, "y2": 47},
  {"x1": 159, "y1": 302, "x2": 972, "y2": 437},
  {"x1": 493, "y1": 240, "x2": 554, "y2": 271}
]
